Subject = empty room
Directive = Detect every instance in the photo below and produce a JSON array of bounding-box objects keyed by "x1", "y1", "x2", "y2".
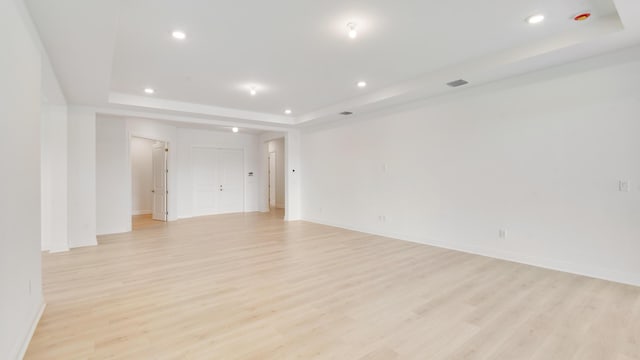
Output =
[{"x1": 2, "y1": 0, "x2": 640, "y2": 359}]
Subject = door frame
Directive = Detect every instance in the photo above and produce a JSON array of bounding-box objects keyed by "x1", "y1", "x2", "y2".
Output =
[
  {"x1": 269, "y1": 151, "x2": 277, "y2": 209},
  {"x1": 190, "y1": 145, "x2": 246, "y2": 216},
  {"x1": 262, "y1": 136, "x2": 287, "y2": 217},
  {"x1": 128, "y1": 133, "x2": 172, "y2": 230}
]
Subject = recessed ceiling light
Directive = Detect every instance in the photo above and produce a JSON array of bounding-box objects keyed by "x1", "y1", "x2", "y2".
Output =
[
  {"x1": 526, "y1": 14, "x2": 545, "y2": 25},
  {"x1": 172, "y1": 30, "x2": 186, "y2": 40},
  {"x1": 144, "y1": 88, "x2": 155, "y2": 94},
  {"x1": 357, "y1": 81, "x2": 367, "y2": 88},
  {"x1": 285, "y1": 109, "x2": 292, "y2": 115},
  {"x1": 232, "y1": 127, "x2": 239, "y2": 133},
  {"x1": 249, "y1": 86, "x2": 257, "y2": 96},
  {"x1": 347, "y1": 23, "x2": 358, "y2": 39}
]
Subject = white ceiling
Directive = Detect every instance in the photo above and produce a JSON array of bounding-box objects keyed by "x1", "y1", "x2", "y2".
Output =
[{"x1": 25, "y1": 0, "x2": 640, "y2": 128}]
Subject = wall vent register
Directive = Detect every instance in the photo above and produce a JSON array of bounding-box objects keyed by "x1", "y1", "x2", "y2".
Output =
[{"x1": 447, "y1": 79, "x2": 469, "y2": 87}]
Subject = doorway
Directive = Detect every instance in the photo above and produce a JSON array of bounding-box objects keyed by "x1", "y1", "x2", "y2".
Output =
[
  {"x1": 131, "y1": 137, "x2": 167, "y2": 229},
  {"x1": 267, "y1": 138, "x2": 285, "y2": 217}
]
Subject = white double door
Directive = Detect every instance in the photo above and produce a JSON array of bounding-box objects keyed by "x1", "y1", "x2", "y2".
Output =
[{"x1": 193, "y1": 148, "x2": 244, "y2": 216}]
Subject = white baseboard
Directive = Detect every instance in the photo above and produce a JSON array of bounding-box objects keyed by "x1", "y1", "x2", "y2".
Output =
[
  {"x1": 16, "y1": 301, "x2": 46, "y2": 360},
  {"x1": 69, "y1": 237, "x2": 98, "y2": 249},
  {"x1": 132, "y1": 210, "x2": 152, "y2": 215},
  {"x1": 301, "y1": 216, "x2": 640, "y2": 288},
  {"x1": 48, "y1": 247, "x2": 70, "y2": 253}
]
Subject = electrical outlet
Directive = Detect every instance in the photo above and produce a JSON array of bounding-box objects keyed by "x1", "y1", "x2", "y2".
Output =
[
  {"x1": 378, "y1": 215, "x2": 387, "y2": 222},
  {"x1": 499, "y1": 229, "x2": 507, "y2": 239}
]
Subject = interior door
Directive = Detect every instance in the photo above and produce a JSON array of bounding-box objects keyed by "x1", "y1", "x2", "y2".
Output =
[
  {"x1": 192, "y1": 147, "x2": 219, "y2": 216},
  {"x1": 217, "y1": 149, "x2": 244, "y2": 214},
  {"x1": 269, "y1": 152, "x2": 276, "y2": 209},
  {"x1": 151, "y1": 142, "x2": 167, "y2": 221},
  {"x1": 192, "y1": 147, "x2": 243, "y2": 216}
]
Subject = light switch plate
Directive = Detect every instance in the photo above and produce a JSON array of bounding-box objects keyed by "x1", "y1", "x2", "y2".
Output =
[{"x1": 619, "y1": 180, "x2": 631, "y2": 192}]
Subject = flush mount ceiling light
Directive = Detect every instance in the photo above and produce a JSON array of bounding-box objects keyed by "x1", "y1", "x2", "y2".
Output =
[
  {"x1": 357, "y1": 81, "x2": 367, "y2": 88},
  {"x1": 144, "y1": 88, "x2": 155, "y2": 94},
  {"x1": 347, "y1": 22, "x2": 358, "y2": 39},
  {"x1": 285, "y1": 109, "x2": 292, "y2": 115},
  {"x1": 232, "y1": 127, "x2": 239, "y2": 133},
  {"x1": 526, "y1": 14, "x2": 545, "y2": 24},
  {"x1": 171, "y1": 30, "x2": 186, "y2": 40}
]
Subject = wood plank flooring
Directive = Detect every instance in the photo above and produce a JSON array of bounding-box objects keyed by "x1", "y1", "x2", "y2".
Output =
[
  {"x1": 26, "y1": 211, "x2": 640, "y2": 359},
  {"x1": 132, "y1": 214, "x2": 165, "y2": 231}
]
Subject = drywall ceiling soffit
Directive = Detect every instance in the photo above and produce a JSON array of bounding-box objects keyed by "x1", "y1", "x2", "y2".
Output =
[
  {"x1": 93, "y1": 105, "x2": 296, "y2": 134},
  {"x1": 25, "y1": 0, "x2": 640, "y2": 127}
]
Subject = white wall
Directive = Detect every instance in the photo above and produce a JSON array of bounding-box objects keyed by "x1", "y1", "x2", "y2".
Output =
[
  {"x1": 37, "y1": 0, "x2": 69, "y2": 252},
  {"x1": 130, "y1": 137, "x2": 154, "y2": 215},
  {"x1": 177, "y1": 128, "x2": 260, "y2": 218},
  {"x1": 68, "y1": 107, "x2": 97, "y2": 248},
  {"x1": 301, "y1": 47, "x2": 640, "y2": 286},
  {"x1": 40, "y1": 104, "x2": 52, "y2": 250},
  {"x1": 267, "y1": 138, "x2": 286, "y2": 208},
  {"x1": 40, "y1": 104, "x2": 68, "y2": 252},
  {"x1": 0, "y1": 0, "x2": 44, "y2": 357},
  {"x1": 96, "y1": 116, "x2": 130, "y2": 235},
  {"x1": 95, "y1": 116, "x2": 262, "y2": 234},
  {"x1": 285, "y1": 130, "x2": 301, "y2": 220}
]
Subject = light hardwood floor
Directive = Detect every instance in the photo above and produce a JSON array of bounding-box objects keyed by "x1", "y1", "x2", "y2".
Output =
[
  {"x1": 26, "y1": 211, "x2": 640, "y2": 359},
  {"x1": 132, "y1": 214, "x2": 165, "y2": 231}
]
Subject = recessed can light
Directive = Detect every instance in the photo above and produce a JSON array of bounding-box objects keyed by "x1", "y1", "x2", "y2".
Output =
[
  {"x1": 285, "y1": 109, "x2": 292, "y2": 115},
  {"x1": 232, "y1": 127, "x2": 239, "y2": 133},
  {"x1": 144, "y1": 88, "x2": 155, "y2": 94},
  {"x1": 526, "y1": 14, "x2": 545, "y2": 24},
  {"x1": 357, "y1": 81, "x2": 367, "y2": 88},
  {"x1": 172, "y1": 30, "x2": 186, "y2": 40},
  {"x1": 249, "y1": 86, "x2": 257, "y2": 96},
  {"x1": 347, "y1": 23, "x2": 358, "y2": 39}
]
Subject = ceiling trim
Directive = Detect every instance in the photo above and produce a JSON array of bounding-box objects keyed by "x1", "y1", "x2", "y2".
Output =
[
  {"x1": 93, "y1": 105, "x2": 294, "y2": 133},
  {"x1": 108, "y1": 92, "x2": 296, "y2": 125}
]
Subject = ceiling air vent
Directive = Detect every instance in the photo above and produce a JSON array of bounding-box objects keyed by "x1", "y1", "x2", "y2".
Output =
[
  {"x1": 446, "y1": 79, "x2": 469, "y2": 88},
  {"x1": 340, "y1": 111, "x2": 354, "y2": 116}
]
